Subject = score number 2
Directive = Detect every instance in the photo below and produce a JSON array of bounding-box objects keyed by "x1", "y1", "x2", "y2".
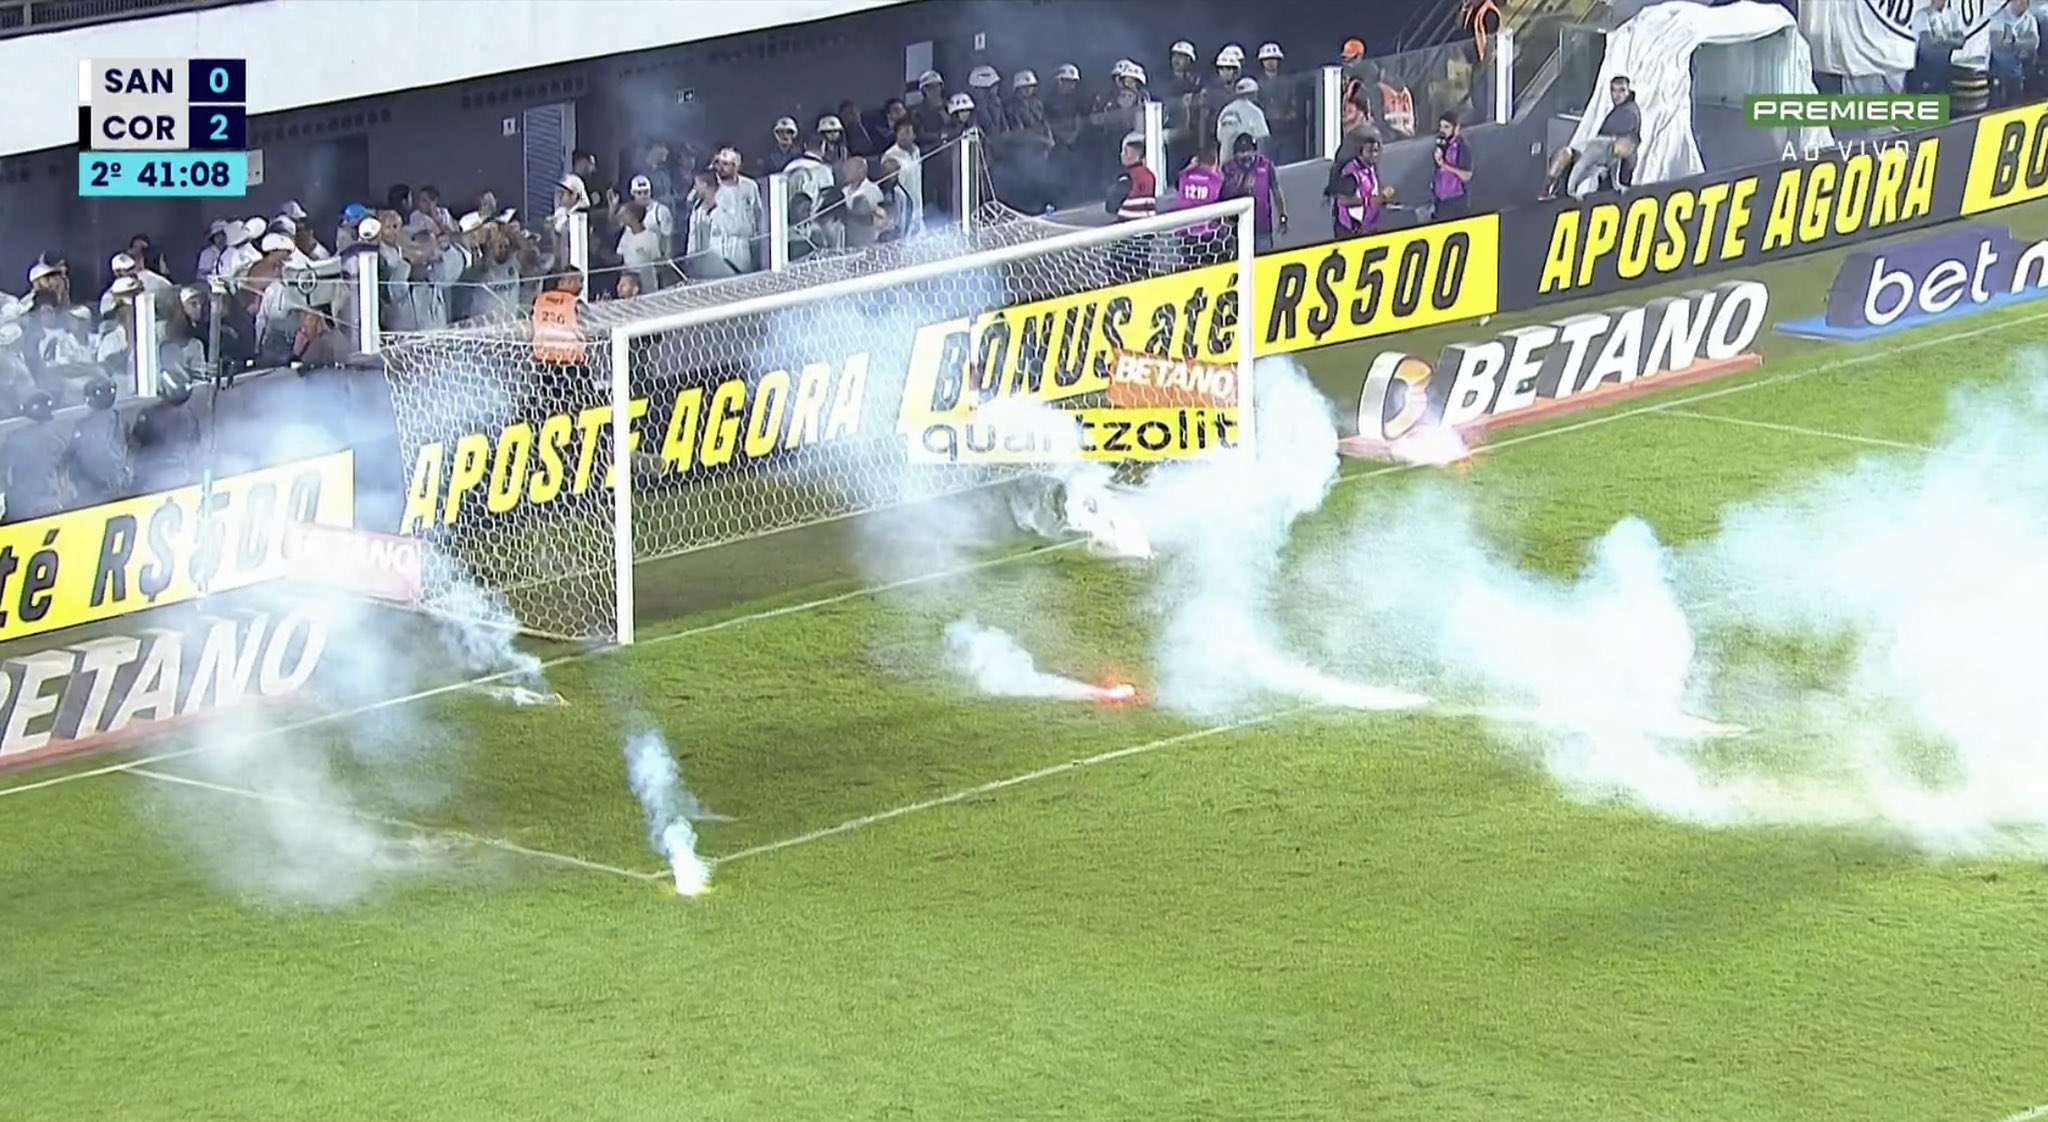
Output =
[{"x1": 186, "y1": 105, "x2": 247, "y2": 150}]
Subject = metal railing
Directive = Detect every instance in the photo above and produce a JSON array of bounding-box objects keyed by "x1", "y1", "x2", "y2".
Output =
[{"x1": 0, "y1": 0, "x2": 254, "y2": 38}]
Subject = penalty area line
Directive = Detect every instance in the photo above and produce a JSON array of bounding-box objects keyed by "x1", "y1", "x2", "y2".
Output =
[
  {"x1": 127, "y1": 767, "x2": 664, "y2": 884},
  {"x1": 1993, "y1": 1105, "x2": 2048, "y2": 1122},
  {"x1": 707, "y1": 704, "x2": 1321, "y2": 868}
]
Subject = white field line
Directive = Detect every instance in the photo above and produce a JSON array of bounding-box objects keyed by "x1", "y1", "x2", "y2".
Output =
[
  {"x1": 6, "y1": 297, "x2": 2047, "y2": 805},
  {"x1": 128, "y1": 767, "x2": 665, "y2": 883},
  {"x1": 709, "y1": 704, "x2": 1318, "y2": 867},
  {"x1": 1994, "y1": 1104, "x2": 2048, "y2": 1122},
  {"x1": 1661, "y1": 408, "x2": 1970, "y2": 459}
]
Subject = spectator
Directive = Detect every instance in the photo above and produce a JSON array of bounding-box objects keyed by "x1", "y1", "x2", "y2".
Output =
[
  {"x1": 161, "y1": 287, "x2": 208, "y2": 379},
  {"x1": 97, "y1": 276, "x2": 142, "y2": 371},
  {"x1": 1108, "y1": 136, "x2": 1158, "y2": 221},
  {"x1": 126, "y1": 233, "x2": 171, "y2": 281},
  {"x1": 610, "y1": 271, "x2": 643, "y2": 300},
  {"x1": 65, "y1": 377, "x2": 132, "y2": 505},
  {"x1": 1327, "y1": 133, "x2": 1391, "y2": 238},
  {"x1": 39, "y1": 304, "x2": 96, "y2": 372},
  {"x1": 1992, "y1": 0, "x2": 2038, "y2": 105},
  {"x1": 1217, "y1": 77, "x2": 1270, "y2": 161},
  {"x1": 1223, "y1": 132, "x2": 1287, "y2": 251},
  {"x1": 1913, "y1": 0, "x2": 1967, "y2": 94},
  {"x1": 408, "y1": 185, "x2": 452, "y2": 237},
  {"x1": 624, "y1": 174, "x2": 676, "y2": 256},
  {"x1": 572, "y1": 150, "x2": 609, "y2": 205},
  {"x1": 839, "y1": 100, "x2": 880, "y2": 156},
  {"x1": 195, "y1": 220, "x2": 229, "y2": 279},
  {"x1": 470, "y1": 223, "x2": 528, "y2": 319},
  {"x1": 370, "y1": 213, "x2": 417, "y2": 332},
  {"x1": 709, "y1": 149, "x2": 764, "y2": 273},
  {"x1": 913, "y1": 71, "x2": 949, "y2": 148},
  {"x1": 27, "y1": 258, "x2": 70, "y2": 315},
  {"x1": 289, "y1": 213, "x2": 332, "y2": 261},
  {"x1": 1166, "y1": 40, "x2": 1202, "y2": 103},
  {"x1": 217, "y1": 221, "x2": 260, "y2": 281},
  {"x1": 881, "y1": 119, "x2": 925, "y2": 233},
  {"x1": 841, "y1": 156, "x2": 884, "y2": 248},
  {"x1": 386, "y1": 184, "x2": 412, "y2": 217},
  {"x1": 336, "y1": 204, "x2": 369, "y2": 252},
  {"x1": 1, "y1": 392, "x2": 64, "y2": 522},
  {"x1": 292, "y1": 309, "x2": 351, "y2": 368},
  {"x1": 685, "y1": 170, "x2": 734, "y2": 277},
  {"x1": 764, "y1": 117, "x2": 804, "y2": 174},
  {"x1": 782, "y1": 141, "x2": 835, "y2": 220},
  {"x1": 879, "y1": 155, "x2": 919, "y2": 238},
  {"x1": 1174, "y1": 141, "x2": 1227, "y2": 265},
  {"x1": 615, "y1": 202, "x2": 664, "y2": 291},
  {"x1": 640, "y1": 141, "x2": 678, "y2": 206},
  {"x1": 1431, "y1": 111, "x2": 1474, "y2": 218}
]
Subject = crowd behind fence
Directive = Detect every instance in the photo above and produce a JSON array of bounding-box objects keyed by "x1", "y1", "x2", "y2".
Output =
[{"x1": 0, "y1": 28, "x2": 1524, "y2": 524}]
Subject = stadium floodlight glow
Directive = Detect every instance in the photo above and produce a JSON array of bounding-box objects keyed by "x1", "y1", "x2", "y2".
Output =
[{"x1": 381, "y1": 196, "x2": 1257, "y2": 647}]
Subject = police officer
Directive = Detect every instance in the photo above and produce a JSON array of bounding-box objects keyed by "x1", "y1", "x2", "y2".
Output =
[
  {"x1": 66, "y1": 377, "x2": 133, "y2": 505},
  {"x1": 1, "y1": 391, "x2": 66, "y2": 522}
]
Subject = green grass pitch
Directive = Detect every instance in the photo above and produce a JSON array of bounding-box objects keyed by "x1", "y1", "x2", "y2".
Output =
[{"x1": 6, "y1": 211, "x2": 2048, "y2": 1121}]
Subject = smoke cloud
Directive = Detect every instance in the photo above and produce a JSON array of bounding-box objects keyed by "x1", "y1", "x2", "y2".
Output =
[
  {"x1": 623, "y1": 728, "x2": 711, "y2": 896},
  {"x1": 943, "y1": 617, "x2": 1133, "y2": 701}
]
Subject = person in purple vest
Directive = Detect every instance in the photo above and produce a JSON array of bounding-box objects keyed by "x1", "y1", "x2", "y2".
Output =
[
  {"x1": 1431, "y1": 111, "x2": 1474, "y2": 220},
  {"x1": 1223, "y1": 132, "x2": 1288, "y2": 253},
  {"x1": 1326, "y1": 133, "x2": 1391, "y2": 239},
  {"x1": 1174, "y1": 141, "x2": 1230, "y2": 265}
]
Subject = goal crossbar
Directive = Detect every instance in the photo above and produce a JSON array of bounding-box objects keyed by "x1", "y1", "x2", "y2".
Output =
[{"x1": 603, "y1": 196, "x2": 1258, "y2": 645}]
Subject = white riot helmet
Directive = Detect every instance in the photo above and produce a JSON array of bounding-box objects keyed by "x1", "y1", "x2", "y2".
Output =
[
  {"x1": 1216, "y1": 44, "x2": 1245, "y2": 68},
  {"x1": 947, "y1": 93, "x2": 976, "y2": 114},
  {"x1": 1013, "y1": 69, "x2": 1038, "y2": 89},
  {"x1": 1055, "y1": 63, "x2": 1081, "y2": 82},
  {"x1": 1258, "y1": 42, "x2": 1284, "y2": 62},
  {"x1": 1170, "y1": 40, "x2": 1196, "y2": 60},
  {"x1": 969, "y1": 65, "x2": 1000, "y2": 89}
]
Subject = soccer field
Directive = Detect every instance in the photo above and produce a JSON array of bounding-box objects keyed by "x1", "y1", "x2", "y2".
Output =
[{"x1": 8, "y1": 242, "x2": 2048, "y2": 1119}]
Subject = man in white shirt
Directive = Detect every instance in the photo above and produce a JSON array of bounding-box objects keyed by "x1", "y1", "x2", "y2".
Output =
[
  {"x1": 840, "y1": 156, "x2": 885, "y2": 248},
  {"x1": 709, "y1": 148, "x2": 763, "y2": 273},
  {"x1": 195, "y1": 220, "x2": 229, "y2": 279},
  {"x1": 615, "y1": 202, "x2": 665, "y2": 292},
  {"x1": 881, "y1": 120, "x2": 925, "y2": 234},
  {"x1": 622, "y1": 174, "x2": 675, "y2": 255},
  {"x1": 216, "y1": 223, "x2": 261, "y2": 282}
]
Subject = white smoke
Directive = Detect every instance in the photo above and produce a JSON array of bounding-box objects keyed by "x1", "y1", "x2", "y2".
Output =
[
  {"x1": 943, "y1": 617, "x2": 1133, "y2": 701},
  {"x1": 623, "y1": 728, "x2": 711, "y2": 896},
  {"x1": 139, "y1": 423, "x2": 564, "y2": 904},
  {"x1": 1131, "y1": 357, "x2": 1426, "y2": 718}
]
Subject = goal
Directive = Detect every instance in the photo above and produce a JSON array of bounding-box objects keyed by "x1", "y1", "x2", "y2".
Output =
[{"x1": 379, "y1": 194, "x2": 1255, "y2": 645}]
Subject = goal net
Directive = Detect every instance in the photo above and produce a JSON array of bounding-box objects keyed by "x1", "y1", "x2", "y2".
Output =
[{"x1": 379, "y1": 191, "x2": 1254, "y2": 644}]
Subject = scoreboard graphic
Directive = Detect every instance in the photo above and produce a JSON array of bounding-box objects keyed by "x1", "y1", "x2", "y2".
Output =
[{"x1": 77, "y1": 58, "x2": 250, "y2": 198}]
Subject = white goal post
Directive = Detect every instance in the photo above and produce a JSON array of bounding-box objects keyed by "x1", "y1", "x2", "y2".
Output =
[{"x1": 382, "y1": 194, "x2": 1256, "y2": 647}]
